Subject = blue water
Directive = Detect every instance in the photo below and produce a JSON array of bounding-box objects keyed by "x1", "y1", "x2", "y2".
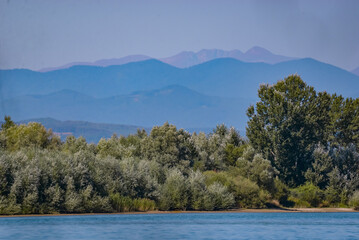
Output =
[{"x1": 0, "y1": 213, "x2": 359, "y2": 240}]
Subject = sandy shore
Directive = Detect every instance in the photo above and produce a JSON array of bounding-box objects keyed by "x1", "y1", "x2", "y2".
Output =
[{"x1": 0, "y1": 208, "x2": 356, "y2": 218}]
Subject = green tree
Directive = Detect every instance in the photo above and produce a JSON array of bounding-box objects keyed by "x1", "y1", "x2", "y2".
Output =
[
  {"x1": 331, "y1": 144, "x2": 359, "y2": 193},
  {"x1": 141, "y1": 122, "x2": 194, "y2": 170},
  {"x1": 159, "y1": 169, "x2": 189, "y2": 210},
  {"x1": 305, "y1": 145, "x2": 333, "y2": 189},
  {"x1": 246, "y1": 75, "x2": 332, "y2": 186},
  {"x1": 290, "y1": 182, "x2": 324, "y2": 207},
  {"x1": 4, "y1": 122, "x2": 61, "y2": 152},
  {"x1": 330, "y1": 96, "x2": 359, "y2": 148},
  {"x1": 1, "y1": 116, "x2": 15, "y2": 131},
  {"x1": 236, "y1": 146, "x2": 278, "y2": 192}
]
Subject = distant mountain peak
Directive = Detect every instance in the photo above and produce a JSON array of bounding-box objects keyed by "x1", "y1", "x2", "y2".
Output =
[
  {"x1": 160, "y1": 46, "x2": 295, "y2": 67},
  {"x1": 3, "y1": 57, "x2": 359, "y2": 131},
  {"x1": 36, "y1": 46, "x2": 296, "y2": 72},
  {"x1": 245, "y1": 46, "x2": 272, "y2": 55}
]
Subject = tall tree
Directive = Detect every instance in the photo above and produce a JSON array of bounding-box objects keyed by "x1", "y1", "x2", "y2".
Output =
[
  {"x1": 330, "y1": 96, "x2": 359, "y2": 148},
  {"x1": 246, "y1": 75, "x2": 331, "y2": 186}
]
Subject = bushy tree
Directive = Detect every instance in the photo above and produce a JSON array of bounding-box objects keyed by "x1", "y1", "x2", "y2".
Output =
[
  {"x1": 204, "y1": 170, "x2": 268, "y2": 208},
  {"x1": 246, "y1": 75, "x2": 332, "y2": 186},
  {"x1": 2, "y1": 121, "x2": 61, "y2": 152},
  {"x1": 188, "y1": 170, "x2": 234, "y2": 210},
  {"x1": 330, "y1": 96, "x2": 359, "y2": 148},
  {"x1": 236, "y1": 146, "x2": 278, "y2": 192},
  {"x1": 188, "y1": 170, "x2": 208, "y2": 210},
  {"x1": 192, "y1": 125, "x2": 245, "y2": 171},
  {"x1": 1, "y1": 116, "x2": 15, "y2": 131},
  {"x1": 305, "y1": 145, "x2": 333, "y2": 189},
  {"x1": 96, "y1": 134, "x2": 139, "y2": 159},
  {"x1": 141, "y1": 123, "x2": 194, "y2": 171},
  {"x1": 290, "y1": 182, "x2": 324, "y2": 207},
  {"x1": 159, "y1": 169, "x2": 189, "y2": 210},
  {"x1": 204, "y1": 182, "x2": 235, "y2": 210},
  {"x1": 330, "y1": 144, "x2": 359, "y2": 193}
]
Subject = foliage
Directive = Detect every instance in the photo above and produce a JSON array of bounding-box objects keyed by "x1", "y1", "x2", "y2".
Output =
[
  {"x1": 204, "y1": 170, "x2": 268, "y2": 208},
  {"x1": 141, "y1": 123, "x2": 195, "y2": 171},
  {"x1": 110, "y1": 193, "x2": 156, "y2": 212},
  {"x1": 305, "y1": 145, "x2": 333, "y2": 189},
  {"x1": 349, "y1": 191, "x2": 359, "y2": 210},
  {"x1": 273, "y1": 178, "x2": 293, "y2": 207},
  {"x1": 1, "y1": 74, "x2": 359, "y2": 214},
  {"x1": 1, "y1": 121, "x2": 61, "y2": 152},
  {"x1": 330, "y1": 96, "x2": 359, "y2": 148},
  {"x1": 246, "y1": 75, "x2": 332, "y2": 186},
  {"x1": 290, "y1": 182, "x2": 324, "y2": 207},
  {"x1": 236, "y1": 146, "x2": 278, "y2": 193},
  {"x1": 159, "y1": 169, "x2": 189, "y2": 210}
]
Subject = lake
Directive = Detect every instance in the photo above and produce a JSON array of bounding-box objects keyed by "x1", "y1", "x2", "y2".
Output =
[{"x1": 0, "y1": 212, "x2": 359, "y2": 239}]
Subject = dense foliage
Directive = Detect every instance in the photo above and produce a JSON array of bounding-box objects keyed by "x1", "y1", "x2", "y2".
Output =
[{"x1": 0, "y1": 75, "x2": 358, "y2": 214}]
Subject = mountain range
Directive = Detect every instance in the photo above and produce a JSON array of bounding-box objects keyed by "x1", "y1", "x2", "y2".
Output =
[
  {"x1": 2, "y1": 57, "x2": 358, "y2": 100},
  {"x1": 3, "y1": 85, "x2": 250, "y2": 130},
  {"x1": 1, "y1": 47, "x2": 359, "y2": 140},
  {"x1": 38, "y1": 47, "x2": 295, "y2": 72}
]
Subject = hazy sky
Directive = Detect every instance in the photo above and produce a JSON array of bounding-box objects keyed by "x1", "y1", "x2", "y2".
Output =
[{"x1": 0, "y1": 0, "x2": 358, "y2": 71}]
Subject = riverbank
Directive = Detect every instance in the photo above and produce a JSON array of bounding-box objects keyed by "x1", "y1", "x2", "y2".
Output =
[{"x1": 0, "y1": 208, "x2": 356, "y2": 218}]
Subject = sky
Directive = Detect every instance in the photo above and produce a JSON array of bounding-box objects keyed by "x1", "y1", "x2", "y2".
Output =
[{"x1": 0, "y1": 0, "x2": 358, "y2": 71}]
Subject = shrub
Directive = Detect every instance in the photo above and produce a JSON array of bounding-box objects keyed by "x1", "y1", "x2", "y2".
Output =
[
  {"x1": 232, "y1": 177, "x2": 269, "y2": 208},
  {"x1": 204, "y1": 182, "x2": 235, "y2": 210},
  {"x1": 290, "y1": 182, "x2": 324, "y2": 207},
  {"x1": 159, "y1": 169, "x2": 189, "y2": 210},
  {"x1": 204, "y1": 170, "x2": 268, "y2": 208},
  {"x1": 324, "y1": 186, "x2": 341, "y2": 206},
  {"x1": 349, "y1": 191, "x2": 359, "y2": 210},
  {"x1": 273, "y1": 178, "x2": 294, "y2": 207},
  {"x1": 110, "y1": 193, "x2": 156, "y2": 212},
  {"x1": 188, "y1": 171, "x2": 207, "y2": 210}
]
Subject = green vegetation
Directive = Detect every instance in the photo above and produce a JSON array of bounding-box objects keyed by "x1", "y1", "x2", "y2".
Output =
[
  {"x1": 16, "y1": 118, "x2": 149, "y2": 143},
  {"x1": 0, "y1": 74, "x2": 358, "y2": 214}
]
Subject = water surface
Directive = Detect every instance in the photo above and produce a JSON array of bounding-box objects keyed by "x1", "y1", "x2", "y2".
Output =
[{"x1": 0, "y1": 212, "x2": 358, "y2": 239}]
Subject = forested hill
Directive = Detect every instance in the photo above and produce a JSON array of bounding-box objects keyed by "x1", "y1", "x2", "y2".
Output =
[
  {"x1": 3, "y1": 86, "x2": 250, "y2": 130},
  {"x1": 2, "y1": 57, "x2": 359, "y2": 131},
  {"x1": 0, "y1": 75, "x2": 358, "y2": 215}
]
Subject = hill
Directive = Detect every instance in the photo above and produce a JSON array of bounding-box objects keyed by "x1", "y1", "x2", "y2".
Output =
[
  {"x1": 3, "y1": 86, "x2": 251, "y2": 130},
  {"x1": 0, "y1": 60, "x2": 180, "y2": 99},
  {"x1": 37, "y1": 47, "x2": 294, "y2": 71},
  {"x1": 161, "y1": 46, "x2": 296, "y2": 68},
  {"x1": 1, "y1": 58, "x2": 359, "y2": 101},
  {"x1": 39, "y1": 55, "x2": 152, "y2": 72},
  {"x1": 2, "y1": 57, "x2": 359, "y2": 130}
]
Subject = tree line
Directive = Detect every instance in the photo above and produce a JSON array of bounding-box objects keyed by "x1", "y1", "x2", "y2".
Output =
[{"x1": 0, "y1": 75, "x2": 358, "y2": 214}]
